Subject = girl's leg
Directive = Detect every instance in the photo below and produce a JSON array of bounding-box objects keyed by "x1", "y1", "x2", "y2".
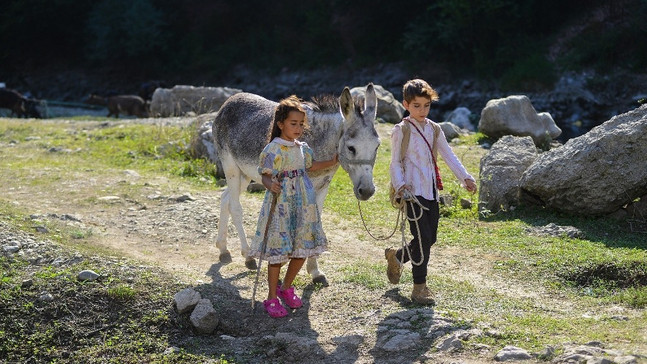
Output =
[
  {"x1": 281, "y1": 258, "x2": 305, "y2": 289},
  {"x1": 267, "y1": 263, "x2": 282, "y2": 300}
]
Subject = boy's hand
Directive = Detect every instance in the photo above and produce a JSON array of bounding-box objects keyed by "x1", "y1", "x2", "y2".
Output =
[
  {"x1": 464, "y1": 179, "x2": 477, "y2": 194},
  {"x1": 401, "y1": 189, "x2": 414, "y2": 201}
]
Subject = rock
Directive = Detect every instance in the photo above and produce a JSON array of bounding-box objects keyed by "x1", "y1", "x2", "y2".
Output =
[
  {"x1": 439, "y1": 121, "x2": 464, "y2": 141},
  {"x1": 171, "y1": 193, "x2": 195, "y2": 202},
  {"x1": 77, "y1": 270, "x2": 100, "y2": 281},
  {"x1": 163, "y1": 346, "x2": 180, "y2": 355},
  {"x1": 150, "y1": 85, "x2": 242, "y2": 117},
  {"x1": 98, "y1": 196, "x2": 121, "y2": 202},
  {"x1": 436, "y1": 334, "x2": 463, "y2": 351},
  {"x1": 174, "y1": 287, "x2": 201, "y2": 314},
  {"x1": 520, "y1": 104, "x2": 647, "y2": 216},
  {"x1": 189, "y1": 116, "x2": 224, "y2": 178},
  {"x1": 246, "y1": 182, "x2": 265, "y2": 193},
  {"x1": 39, "y1": 292, "x2": 54, "y2": 302},
  {"x1": 380, "y1": 331, "x2": 421, "y2": 351},
  {"x1": 493, "y1": 345, "x2": 532, "y2": 361},
  {"x1": 3, "y1": 245, "x2": 21, "y2": 254},
  {"x1": 350, "y1": 84, "x2": 404, "y2": 124},
  {"x1": 479, "y1": 136, "x2": 538, "y2": 213},
  {"x1": 445, "y1": 106, "x2": 475, "y2": 131},
  {"x1": 189, "y1": 299, "x2": 218, "y2": 334},
  {"x1": 478, "y1": 95, "x2": 562, "y2": 146},
  {"x1": 525, "y1": 223, "x2": 584, "y2": 239}
]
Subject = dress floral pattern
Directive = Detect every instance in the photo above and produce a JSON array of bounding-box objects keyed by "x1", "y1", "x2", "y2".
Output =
[{"x1": 248, "y1": 137, "x2": 327, "y2": 264}]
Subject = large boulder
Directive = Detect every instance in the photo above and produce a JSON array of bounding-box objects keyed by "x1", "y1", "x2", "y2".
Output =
[
  {"x1": 188, "y1": 114, "x2": 225, "y2": 178},
  {"x1": 445, "y1": 106, "x2": 475, "y2": 131},
  {"x1": 350, "y1": 84, "x2": 404, "y2": 124},
  {"x1": 478, "y1": 95, "x2": 562, "y2": 146},
  {"x1": 520, "y1": 104, "x2": 647, "y2": 216},
  {"x1": 479, "y1": 136, "x2": 538, "y2": 213},
  {"x1": 438, "y1": 121, "x2": 465, "y2": 141},
  {"x1": 150, "y1": 85, "x2": 241, "y2": 117}
]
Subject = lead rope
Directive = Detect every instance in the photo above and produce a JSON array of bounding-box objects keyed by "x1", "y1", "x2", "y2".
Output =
[{"x1": 358, "y1": 187, "x2": 429, "y2": 280}]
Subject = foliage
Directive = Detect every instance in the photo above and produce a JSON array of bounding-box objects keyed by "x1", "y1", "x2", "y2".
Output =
[
  {"x1": 85, "y1": 0, "x2": 167, "y2": 66},
  {"x1": 558, "y1": 0, "x2": 647, "y2": 72},
  {"x1": 1, "y1": 0, "x2": 646, "y2": 87}
]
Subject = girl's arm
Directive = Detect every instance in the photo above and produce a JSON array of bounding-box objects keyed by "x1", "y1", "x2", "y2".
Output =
[
  {"x1": 261, "y1": 173, "x2": 281, "y2": 193},
  {"x1": 309, "y1": 154, "x2": 338, "y2": 172}
]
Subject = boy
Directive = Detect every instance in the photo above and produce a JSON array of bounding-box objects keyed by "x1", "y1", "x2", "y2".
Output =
[{"x1": 386, "y1": 79, "x2": 477, "y2": 304}]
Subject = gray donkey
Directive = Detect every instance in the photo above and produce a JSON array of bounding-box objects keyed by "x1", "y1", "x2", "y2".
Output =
[{"x1": 213, "y1": 83, "x2": 380, "y2": 285}]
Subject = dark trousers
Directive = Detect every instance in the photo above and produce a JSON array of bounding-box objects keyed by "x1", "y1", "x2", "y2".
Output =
[{"x1": 396, "y1": 196, "x2": 439, "y2": 284}]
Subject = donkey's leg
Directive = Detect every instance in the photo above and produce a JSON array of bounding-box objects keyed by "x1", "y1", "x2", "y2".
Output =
[
  {"x1": 215, "y1": 187, "x2": 232, "y2": 263},
  {"x1": 230, "y1": 175, "x2": 256, "y2": 270},
  {"x1": 306, "y1": 257, "x2": 328, "y2": 286},
  {"x1": 216, "y1": 153, "x2": 241, "y2": 264},
  {"x1": 307, "y1": 186, "x2": 331, "y2": 286}
]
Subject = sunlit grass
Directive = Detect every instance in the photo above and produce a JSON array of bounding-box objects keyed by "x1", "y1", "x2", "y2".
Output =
[{"x1": 2, "y1": 117, "x2": 646, "y2": 356}]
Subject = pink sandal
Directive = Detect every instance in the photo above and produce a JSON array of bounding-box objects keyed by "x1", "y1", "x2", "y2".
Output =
[
  {"x1": 263, "y1": 298, "x2": 288, "y2": 318},
  {"x1": 277, "y1": 285, "x2": 303, "y2": 309}
]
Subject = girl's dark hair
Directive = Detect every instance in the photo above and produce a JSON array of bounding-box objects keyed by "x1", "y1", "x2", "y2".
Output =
[
  {"x1": 402, "y1": 79, "x2": 439, "y2": 103},
  {"x1": 267, "y1": 95, "x2": 308, "y2": 142}
]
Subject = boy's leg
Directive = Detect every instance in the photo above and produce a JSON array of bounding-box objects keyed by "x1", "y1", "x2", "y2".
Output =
[{"x1": 398, "y1": 197, "x2": 439, "y2": 284}]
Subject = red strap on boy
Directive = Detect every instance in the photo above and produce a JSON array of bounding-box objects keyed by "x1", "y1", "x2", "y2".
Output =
[{"x1": 405, "y1": 119, "x2": 443, "y2": 190}]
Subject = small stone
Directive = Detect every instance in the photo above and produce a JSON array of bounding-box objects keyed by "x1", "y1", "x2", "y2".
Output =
[
  {"x1": 21, "y1": 279, "x2": 33, "y2": 288},
  {"x1": 77, "y1": 270, "x2": 100, "y2": 281},
  {"x1": 39, "y1": 292, "x2": 54, "y2": 302}
]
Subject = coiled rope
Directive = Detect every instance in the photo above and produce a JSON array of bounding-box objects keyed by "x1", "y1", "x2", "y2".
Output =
[{"x1": 358, "y1": 187, "x2": 429, "y2": 274}]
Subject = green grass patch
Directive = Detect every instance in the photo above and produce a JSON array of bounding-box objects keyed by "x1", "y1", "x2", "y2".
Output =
[
  {"x1": 338, "y1": 262, "x2": 389, "y2": 290},
  {"x1": 0, "y1": 229, "x2": 224, "y2": 363}
]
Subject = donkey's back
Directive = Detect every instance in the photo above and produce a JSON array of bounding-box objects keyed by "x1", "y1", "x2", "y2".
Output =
[{"x1": 214, "y1": 92, "x2": 277, "y2": 181}]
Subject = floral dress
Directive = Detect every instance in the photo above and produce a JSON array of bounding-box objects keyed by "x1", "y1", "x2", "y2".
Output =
[{"x1": 248, "y1": 137, "x2": 327, "y2": 264}]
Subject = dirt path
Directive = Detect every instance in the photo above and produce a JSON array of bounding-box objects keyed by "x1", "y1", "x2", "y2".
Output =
[{"x1": 4, "y1": 119, "x2": 644, "y2": 363}]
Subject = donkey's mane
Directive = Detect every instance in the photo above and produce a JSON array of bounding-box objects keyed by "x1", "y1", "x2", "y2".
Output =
[{"x1": 308, "y1": 93, "x2": 364, "y2": 114}]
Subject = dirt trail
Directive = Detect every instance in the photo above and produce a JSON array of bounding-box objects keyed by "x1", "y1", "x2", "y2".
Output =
[{"x1": 4, "y1": 119, "x2": 644, "y2": 363}]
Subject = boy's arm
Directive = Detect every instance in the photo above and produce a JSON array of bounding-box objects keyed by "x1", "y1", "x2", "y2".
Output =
[{"x1": 435, "y1": 128, "x2": 476, "y2": 188}]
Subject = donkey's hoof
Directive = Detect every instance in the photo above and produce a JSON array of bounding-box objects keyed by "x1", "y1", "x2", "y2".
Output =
[
  {"x1": 245, "y1": 258, "x2": 258, "y2": 270},
  {"x1": 312, "y1": 275, "x2": 329, "y2": 287},
  {"x1": 219, "y1": 251, "x2": 232, "y2": 264}
]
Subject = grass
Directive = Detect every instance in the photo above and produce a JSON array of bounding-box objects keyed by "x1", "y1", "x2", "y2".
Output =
[
  {"x1": 0, "y1": 248, "x2": 230, "y2": 363},
  {"x1": 1, "y1": 117, "x2": 646, "y2": 361}
]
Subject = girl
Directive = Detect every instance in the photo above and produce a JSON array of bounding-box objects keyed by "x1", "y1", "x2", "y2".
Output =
[
  {"x1": 387, "y1": 79, "x2": 477, "y2": 305},
  {"x1": 249, "y1": 95, "x2": 338, "y2": 318}
]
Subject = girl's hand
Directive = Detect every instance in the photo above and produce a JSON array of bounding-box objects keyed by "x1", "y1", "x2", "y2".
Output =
[
  {"x1": 464, "y1": 179, "x2": 477, "y2": 194},
  {"x1": 262, "y1": 174, "x2": 281, "y2": 194},
  {"x1": 270, "y1": 179, "x2": 281, "y2": 194}
]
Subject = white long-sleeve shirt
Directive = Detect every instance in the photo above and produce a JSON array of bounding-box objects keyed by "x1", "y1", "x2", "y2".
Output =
[{"x1": 390, "y1": 117, "x2": 474, "y2": 201}]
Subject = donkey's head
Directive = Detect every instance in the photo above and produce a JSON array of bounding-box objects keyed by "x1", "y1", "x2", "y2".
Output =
[{"x1": 338, "y1": 83, "x2": 380, "y2": 200}]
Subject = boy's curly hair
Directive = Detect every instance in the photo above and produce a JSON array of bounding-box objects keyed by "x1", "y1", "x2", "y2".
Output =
[
  {"x1": 402, "y1": 79, "x2": 439, "y2": 103},
  {"x1": 267, "y1": 95, "x2": 308, "y2": 142}
]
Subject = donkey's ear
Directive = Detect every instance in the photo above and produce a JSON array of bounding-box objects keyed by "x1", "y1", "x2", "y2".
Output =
[
  {"x1": 364, "y1": 83, "x2": 377, "y2": 120},
  {"x1": 339, "y1": 86, "x2": 354, "y2": 120}
]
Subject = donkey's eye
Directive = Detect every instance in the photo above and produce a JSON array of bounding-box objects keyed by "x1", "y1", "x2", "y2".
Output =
[{"x1": 348, "y1": 146, "x2": 356, "y2": 155}]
